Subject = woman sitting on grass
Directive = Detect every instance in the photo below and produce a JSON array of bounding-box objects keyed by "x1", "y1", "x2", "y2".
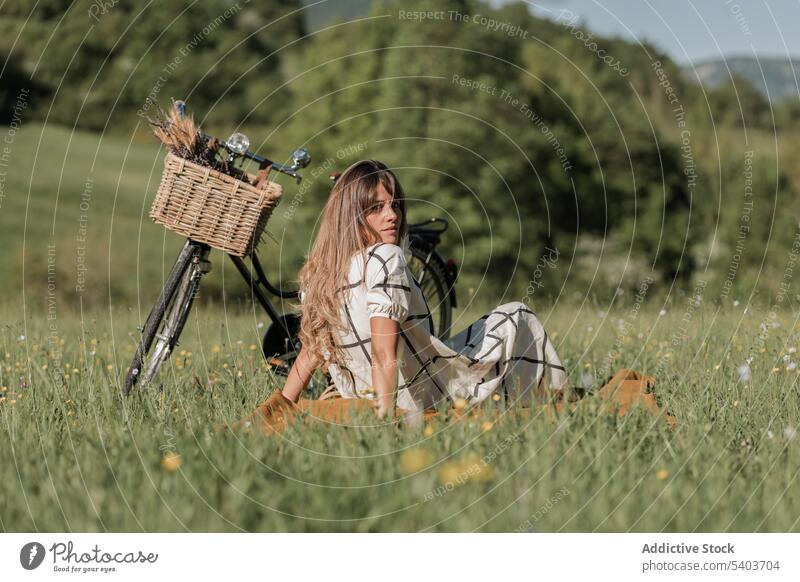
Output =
[{"x1": 260, "y1": 159, "x2": 569, "y2": 420}]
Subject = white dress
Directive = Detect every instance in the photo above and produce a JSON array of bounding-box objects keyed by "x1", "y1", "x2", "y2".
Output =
[{"x1": 317, "y1": 242, "x2": 568, "y2": 412}]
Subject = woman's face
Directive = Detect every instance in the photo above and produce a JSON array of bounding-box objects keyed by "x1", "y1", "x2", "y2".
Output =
[{"x1": 365, "y1": 182, "x2": 401, "y2": 245}]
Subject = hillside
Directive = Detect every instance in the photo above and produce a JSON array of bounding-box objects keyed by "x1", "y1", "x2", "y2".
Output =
[
  {"x1": 301, "y1": 0, "x2": 390, "y2": 31},
  {"x1": 685, "y1": 56, "x2": 800, "y2": 102},
  {"x1": 298, "y1": 1, "x2": 800, "y2": 105}
]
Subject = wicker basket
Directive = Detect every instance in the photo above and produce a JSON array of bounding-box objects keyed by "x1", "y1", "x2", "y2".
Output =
[{"x1": 150, "y1": 152, "x2": 283, "y2": 257}]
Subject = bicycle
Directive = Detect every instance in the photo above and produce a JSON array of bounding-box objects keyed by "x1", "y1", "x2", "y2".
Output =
[{"x1": 125, "y1": 107, "x2": 459, "y2": 396}]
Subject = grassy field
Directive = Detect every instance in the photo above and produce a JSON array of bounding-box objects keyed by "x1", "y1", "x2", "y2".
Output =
[
  {"x1": 1, "y1": 301, "x2": 799, "y2": 532},
  {"x1": 2, "y1": 122, "x2": 798, "y2": 531}
]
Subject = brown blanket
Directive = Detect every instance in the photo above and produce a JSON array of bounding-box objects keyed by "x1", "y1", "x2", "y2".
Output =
[{"x1": 236, "y1": 367, "x2": 676, "y2": 435}]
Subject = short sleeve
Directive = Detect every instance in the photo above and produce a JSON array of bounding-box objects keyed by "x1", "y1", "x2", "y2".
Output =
[{"x1": 365, "y1": 243, "x2": 411, "y2": 323}]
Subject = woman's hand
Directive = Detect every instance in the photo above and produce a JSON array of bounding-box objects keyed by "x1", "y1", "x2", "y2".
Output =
[
  {"x1": 370, "y1": 316, "x2": 400, "y2": 418},
  {"x1": 281, "y1": 345, "x2": 323, "y2": 403},
  {"x1": 375, "y1": 403, "x2": 392, "y2": 419}
]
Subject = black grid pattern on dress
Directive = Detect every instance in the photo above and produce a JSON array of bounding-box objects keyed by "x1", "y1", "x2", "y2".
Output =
[
  {"x1": 333, "y1": 243, "x2": 438, "y2": 399},
  {"x1": 332, "y1": 246, "x2": 565, "y2": 404},
  {"x1": 456, "y1": 305, "x2": 565, "y2": 398}
]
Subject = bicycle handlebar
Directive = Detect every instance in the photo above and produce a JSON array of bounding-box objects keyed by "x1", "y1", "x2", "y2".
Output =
[
  {"x1": 220, "y1": 140, "x2": 309, "y2": 183},
  {"x1": 174, "y1": 100, "x2": 310, "y2": 183}
]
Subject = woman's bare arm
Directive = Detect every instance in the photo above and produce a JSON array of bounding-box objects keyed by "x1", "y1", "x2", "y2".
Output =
[
  {"x1": 370, "y1": 316, "x2": 400, "y2": 417},
  {"x1": 281, "y1": 345, "x2": 323, "y2": 403}
]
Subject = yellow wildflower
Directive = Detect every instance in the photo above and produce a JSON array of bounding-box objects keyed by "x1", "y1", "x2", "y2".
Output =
[
  {"x1": 437, "y1": 453, "x2": 494, "y2": 486},
  {"x1": 399, "y1": 448, "x2": 432, "y2": 474},
  {"x1": 437, "y1": 461, "x2": 464, "y2": 486},
  {"x1": 161, "y1": 452, "x2": 182, "y2": 473}
]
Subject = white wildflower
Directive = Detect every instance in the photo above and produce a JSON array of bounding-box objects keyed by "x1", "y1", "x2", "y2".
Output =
[{"x1": 737, "y1": 364, "x2": 752, "y2": 383}]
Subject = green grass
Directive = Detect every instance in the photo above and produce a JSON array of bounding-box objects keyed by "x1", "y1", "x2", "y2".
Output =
[
  {"x1": 0, "y1": 122, "x2": 308, "y2": 311},
  {"x1": 1, "y1": 303, "x2": 799, "y2": 532},
  {"x1": 2, "y1": 122, "x2": 798, "y2": 531}
]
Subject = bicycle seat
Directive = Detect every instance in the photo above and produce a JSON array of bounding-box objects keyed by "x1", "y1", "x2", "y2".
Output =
[{"x1": 408, "y1": 217, "x2": 448, "y2": 233}]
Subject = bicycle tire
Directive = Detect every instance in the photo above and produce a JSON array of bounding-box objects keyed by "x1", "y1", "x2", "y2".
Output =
[
  {"x1": 407, "y1": 246, "x2": 453, "y2": 340},
  {"x1": 138, "y1": 248, "x2": 207, "y2": 389},
  {"x1": 124, "y1": 240, "x2": 203, "y2": 395}
]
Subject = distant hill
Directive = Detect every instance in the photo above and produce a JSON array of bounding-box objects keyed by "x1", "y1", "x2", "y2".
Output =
[
  {"x1": 302, "y1": 0, "x2": 390, "y2": 31},
  {"x1": 684, "y1": 57, "x2": 800, "y2": 102},
  {"x1": 300, "y1": 2, "x2": 800, "y2": 105}
]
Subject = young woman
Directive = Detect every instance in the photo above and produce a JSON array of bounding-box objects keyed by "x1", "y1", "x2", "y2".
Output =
[{"x1": 260, "y1": 160, "x2": 569, "y2": 420}]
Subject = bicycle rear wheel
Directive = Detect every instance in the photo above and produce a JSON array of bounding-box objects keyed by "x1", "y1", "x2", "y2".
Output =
[
  {"x1": 406, "y1": 246, "x2": 452, "y2": 340},
  {"x1": 125, "y1": 240, "x2": 208, "y2": 394}
]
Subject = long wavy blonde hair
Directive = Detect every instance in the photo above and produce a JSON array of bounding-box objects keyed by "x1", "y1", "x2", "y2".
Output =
[{"x1": 297, "y1": 160, "x2": 408, "y2": 366}]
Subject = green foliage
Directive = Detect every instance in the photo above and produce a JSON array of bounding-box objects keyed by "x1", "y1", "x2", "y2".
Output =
[
  {"x1": 1, "y1": 0, "x2": 798, "y2": 308},
  {"x1": 271, "y1": 0, "x2": 703, "y2": 299},
  {"x1": 0, "y1": 0, "x2": 305, "y2": 130},
  {"x1": 706, "y1": 74, "x2": 773, "y2": 130}
]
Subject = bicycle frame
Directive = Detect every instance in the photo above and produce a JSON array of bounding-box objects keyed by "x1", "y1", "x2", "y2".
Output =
[{"x1": 229, "y1": 251, "x2": 300, "y2": 352}]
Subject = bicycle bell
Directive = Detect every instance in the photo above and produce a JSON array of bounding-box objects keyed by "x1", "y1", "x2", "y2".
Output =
[
  {"x1": 291, "y1": 148, "x2": 311, "y2": 170},
  {"x1": 225, "y1": 132, "x2": 250, "y2": 156}
]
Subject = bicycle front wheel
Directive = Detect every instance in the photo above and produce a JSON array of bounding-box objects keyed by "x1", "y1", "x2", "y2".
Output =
[{"x1": 125, "y1": 241, "x2": 209, "y2": 394}]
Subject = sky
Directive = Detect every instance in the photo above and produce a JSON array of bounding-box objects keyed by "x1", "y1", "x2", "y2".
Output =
[{"x1": 491, "y1": 0, "x2": 800, "y2": 64}]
